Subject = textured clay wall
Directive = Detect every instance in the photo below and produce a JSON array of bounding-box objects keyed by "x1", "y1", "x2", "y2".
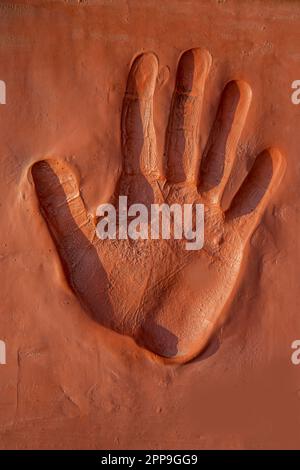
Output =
[{"x1": 0, "y1": 0, "x2": 299, "y2": 449}]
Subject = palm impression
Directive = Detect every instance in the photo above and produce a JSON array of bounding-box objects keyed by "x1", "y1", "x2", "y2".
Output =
[{"x1": 32, "y1": 49, "x2": 285, "y2": 363}]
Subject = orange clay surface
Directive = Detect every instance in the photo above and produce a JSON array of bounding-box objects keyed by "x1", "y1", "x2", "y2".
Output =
[{"x1": 0, "y1": 0, "x2": 299, "y2": 449}]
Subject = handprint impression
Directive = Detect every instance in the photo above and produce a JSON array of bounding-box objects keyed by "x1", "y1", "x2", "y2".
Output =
[{"x1": 31, "y1": 49, "x2": 285, "y2": 363}]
